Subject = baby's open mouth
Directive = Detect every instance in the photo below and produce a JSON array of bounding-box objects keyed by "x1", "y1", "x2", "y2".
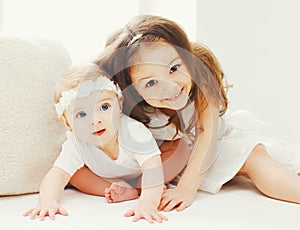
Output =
[{"x1": 93, "y1": 129, "x2": 106, "y2": 136}]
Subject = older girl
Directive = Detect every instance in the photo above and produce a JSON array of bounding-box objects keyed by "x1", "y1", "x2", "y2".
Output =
[{"x1": 75, "y1": 15, "x2": 300, "y2": 212}]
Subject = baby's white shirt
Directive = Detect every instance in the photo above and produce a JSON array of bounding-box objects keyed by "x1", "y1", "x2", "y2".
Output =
[{"x1": 53, "y1": 115, "x2": 161, "y2": 179}]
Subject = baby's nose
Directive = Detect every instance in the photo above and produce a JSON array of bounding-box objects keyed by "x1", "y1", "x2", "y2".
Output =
[{"x1": 91, "y1": 117, "x2": 102, "y2": 125}]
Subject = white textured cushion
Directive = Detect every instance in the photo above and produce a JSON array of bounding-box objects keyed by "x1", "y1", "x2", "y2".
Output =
[{"x1": 0, "y1": 36, "x2": 71, "y2": 195}]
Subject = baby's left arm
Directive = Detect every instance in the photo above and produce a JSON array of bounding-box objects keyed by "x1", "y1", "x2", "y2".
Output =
[{"x1": 124, "y1": 155, "x2": 167, "y2": 223}]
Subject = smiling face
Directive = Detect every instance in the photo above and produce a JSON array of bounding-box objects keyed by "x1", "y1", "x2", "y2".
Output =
[
  {"x1": 65, "y1": 90, "x2": 121, "y2": 148},
  {"x1": 129, "y1": 42, "x2": 193, "y2": 110}
]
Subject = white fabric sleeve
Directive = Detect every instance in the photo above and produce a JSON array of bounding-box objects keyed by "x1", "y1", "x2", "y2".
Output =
[
  {"x1": 126, "y1": 118, "x2": 161, "y2": 166},
  {"x1": 53, "y1": 132, "x2": 85, "y2": 176},
  {"x1": 148, "y1": 112, "x2": 181, "y2": 141}
]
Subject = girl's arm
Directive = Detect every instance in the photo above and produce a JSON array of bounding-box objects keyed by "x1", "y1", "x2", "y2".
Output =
[
  {"x1": 124, "y1": 155, "x2": 168, "y2": 223},
  {"x1": 178, "y1": 102, "x2": 219, "y2": 191},
  {"x1": 159, "y1": 102, "x2": 219, "y2": 211},
  {"x1": 23, "y1": 167, "x2": 71, "y2": 220}
]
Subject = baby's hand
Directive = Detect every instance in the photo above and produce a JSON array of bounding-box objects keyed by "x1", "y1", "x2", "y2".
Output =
[
  {"x1": 23, "y1": 198, "x2": 68, "y2": 220},
  {"x1": 124, "y1": 200, "x2": 168, "y2": 224}
]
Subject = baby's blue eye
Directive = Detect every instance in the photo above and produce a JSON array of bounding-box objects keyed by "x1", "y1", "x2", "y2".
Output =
[
  {"x1": 76, "y1": 111, "x2": 86, "y2": 118},
  {"x1": 170, "y1": 64, "x2": 180, "y2": 74},
  {"x1": 100, "y1": 103, "x2": 110, "y2": 111},
  {"x1": 145, "y1": 79, "x2": 157, "y2": 87}
]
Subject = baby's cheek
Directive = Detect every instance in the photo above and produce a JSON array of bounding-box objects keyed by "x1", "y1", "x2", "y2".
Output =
[
  {"x1": 73, "y1": 122, "x2": 88, "y2": 136},
  {"x1": 110, "y1": 116, "x2": 121, "y2": 135}
]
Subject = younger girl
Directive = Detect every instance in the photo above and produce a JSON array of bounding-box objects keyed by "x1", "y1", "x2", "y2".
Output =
[
  {"x1": 23, "y1": 63, "x2": 169, "y2": 223},
  {"x1": 94, "y1": 15, "x2": 300, "y2": 212}
]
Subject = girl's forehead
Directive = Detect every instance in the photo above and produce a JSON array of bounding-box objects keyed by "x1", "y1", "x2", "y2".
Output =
[{"x1": 132, "y1": 42, "x2": 180, "y2": 66}]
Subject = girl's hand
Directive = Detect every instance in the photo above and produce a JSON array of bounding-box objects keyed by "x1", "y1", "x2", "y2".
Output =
[
  {"x1": 158, "y1": 186, "x2": 197, "y2": 212},
  {"x1": 23, "y1": 198, "x2": 68, "y2": 220},
  {"x1": 124, "y1": 200, "x2": 168, "y2": 224}
]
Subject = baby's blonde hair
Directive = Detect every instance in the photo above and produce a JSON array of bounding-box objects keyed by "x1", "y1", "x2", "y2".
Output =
[{"x1": 54, "y1": 63, "x2": 111, "y2": 104}]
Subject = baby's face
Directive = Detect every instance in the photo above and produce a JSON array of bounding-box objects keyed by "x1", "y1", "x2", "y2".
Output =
[
  {"x1": 129, "y1": 42, "x2": 192, "y2": 110},
  {"x1": 65, "y1": 90, "x2": 121, "y2": 148}
]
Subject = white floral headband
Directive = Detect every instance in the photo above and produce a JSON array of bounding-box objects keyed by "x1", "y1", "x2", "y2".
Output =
[{"x1": 55, "y1": 76, "x2": 122, "y2": 116}]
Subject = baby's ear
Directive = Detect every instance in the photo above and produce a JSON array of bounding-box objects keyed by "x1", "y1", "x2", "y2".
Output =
[
  {"x1": 119, "y1": 96, "x2": 124, "y2": 114},
  {"x1": 58, "y1": 115, "x2": 72, "y2": 131}
]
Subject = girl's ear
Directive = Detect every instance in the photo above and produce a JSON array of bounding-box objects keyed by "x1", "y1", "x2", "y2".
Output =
[{"x1": 58, "y1": 115, "x2": 72, "y2": 131}]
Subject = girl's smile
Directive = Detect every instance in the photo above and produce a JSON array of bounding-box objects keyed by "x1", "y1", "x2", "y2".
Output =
[{"x1": 163, "y1": 87, "x2": 184, "y2": 101}]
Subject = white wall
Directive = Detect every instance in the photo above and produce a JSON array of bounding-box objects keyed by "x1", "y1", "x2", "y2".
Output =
[
  {"x1": 197, "y1": 0, "x2": 300, "y2": 144},
  {"x1": 0, "y1": 0, "x2": 3, "y2": 32},
  {"x1": 2, "y1": 0, "x2": 139, "y2": 63},
  {"x1": 139, "y1": 0, "x2": 197, "y2": 41},
  {"x1": 2, "y1": 0, "x2": 196, "y2": 63},
  {"x1": 2, "y1": 0, "x2": 299, "y2": 143}
]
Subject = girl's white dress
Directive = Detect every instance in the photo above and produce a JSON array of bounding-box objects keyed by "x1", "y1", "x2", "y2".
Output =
[{"x1": 148, "y1": 102, "x2": 300, "y2": 194}]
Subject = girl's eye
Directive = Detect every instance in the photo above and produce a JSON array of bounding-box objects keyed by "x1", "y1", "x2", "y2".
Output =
[
  {"x1": 170, "y1": 64, "x2": 181, "y2": 74},
  {"x1": 76, "y1": 111, "x2": 87, "y2": 119},
  {"x1": 145, "y1": 79, "x2": 158, "y2": 88},
  {"x1": 100, "y1": 103, "x2": 110, "y2": 111}
]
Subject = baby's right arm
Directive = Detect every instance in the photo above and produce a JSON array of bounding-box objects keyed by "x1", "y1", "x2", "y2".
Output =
[
  {"x1": 23, "y1": 167, "x2": 71, "y2": 220},
  {"x1": 124, "y1": 155, "x2": 167, "y2": 223}
]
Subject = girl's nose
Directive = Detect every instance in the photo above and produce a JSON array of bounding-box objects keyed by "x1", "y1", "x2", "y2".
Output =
[{"x1": 161, "y1": 78, "x2": 178, "y2": 90}]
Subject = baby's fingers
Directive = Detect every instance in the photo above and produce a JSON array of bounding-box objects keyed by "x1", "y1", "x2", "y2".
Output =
[
  {"x1": 141, "y1": 213, "x2": 154, "y2": 224},
  {"x1": 23, "y1": 208, "x2": 34, "y2": 217},
  {"x1": 125, "y1": 209, "x2": 167, "y2": 224},
  {"x1": 131, "y1": 212, "x2": 143, "y2": 223},
  {"x1": 58, "y1": 207, "x2": 68, "y2": 216},
  {"x1": 48, "y1": 209, "x2": 57, "y2": 220},
  {"x1": 38, "y1": 209, "x2": 48, "y2": 220},
  {"x1": 29, "y1": 209, "x2": 41, "y2": 219},
  {"x1": 125, "y1": 210, "x2": 147, "y2": 223},
  {"x1": 46, "y1": 206, "x2": 68, "y2": 220},
  {"x1": 124, "y1": 209, "x2": 134, "y2": 217},
  {"x1": 151, "y1": 211, "x2": 168, "y2": 223}
]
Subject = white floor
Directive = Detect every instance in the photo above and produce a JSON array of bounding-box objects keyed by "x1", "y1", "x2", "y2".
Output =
[{"x1": 1, "y1": 176, "x2": 299, "y2": 230}]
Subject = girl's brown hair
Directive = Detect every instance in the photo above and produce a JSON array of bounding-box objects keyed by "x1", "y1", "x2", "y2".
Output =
[{"x1": 95, "y1": 15, "x2": 228, "y2": 135}]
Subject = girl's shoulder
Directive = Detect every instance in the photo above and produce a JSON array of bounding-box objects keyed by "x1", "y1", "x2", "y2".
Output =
[
  {"x1": 147, "y1": 110, "x2": 170, "y2": 128},
  {"x1": 146, "y1": 102, "x2": 196, "y2": 129}
]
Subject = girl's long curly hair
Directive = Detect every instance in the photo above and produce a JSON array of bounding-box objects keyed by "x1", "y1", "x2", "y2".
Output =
[{"x1": 94, "y1": 15, "x2": 229, "y2": 135}]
